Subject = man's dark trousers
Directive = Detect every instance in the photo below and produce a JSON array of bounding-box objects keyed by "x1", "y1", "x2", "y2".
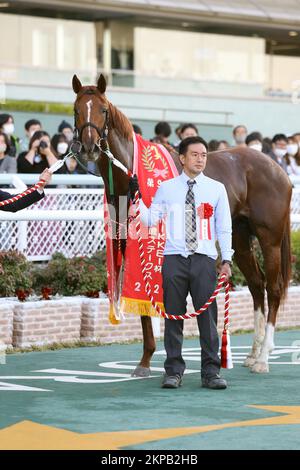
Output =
[{"x1": 162, "y1": 253, "x2": 221, "y2": 378}]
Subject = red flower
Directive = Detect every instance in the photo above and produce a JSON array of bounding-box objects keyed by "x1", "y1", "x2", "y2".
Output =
[
  {"x1": 41, "y1": 287, "x2": 53, "y2": 300},
  {"x1": 15, "y1": 289, "x2": 30, "y2": 302},
  {"x1": 197, "y1": 203, "x2": 214, "y2": 219}
]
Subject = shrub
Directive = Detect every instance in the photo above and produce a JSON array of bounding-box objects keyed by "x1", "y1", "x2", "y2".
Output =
[
  {"x1": 291, "y1": 231, "x2": 300, "y2": 284},
  {"x1": 0, "y1": 250, "x2": 32, "y2": 297},
  {"x1": 0, "y1": 99, "x2": 73, "y2": 115},
  {"x1": 31, "y1": 251, "x2": 107, "y2": 298}
]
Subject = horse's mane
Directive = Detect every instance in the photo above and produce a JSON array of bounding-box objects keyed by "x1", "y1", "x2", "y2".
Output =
[{"x1": 108, "y1": 101, "x2": 133, "y2": 141}]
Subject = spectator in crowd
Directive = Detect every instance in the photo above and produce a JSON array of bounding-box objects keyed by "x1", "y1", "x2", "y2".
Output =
[
  {"x1": 151, "y1": 121, "x2": 177, "y2": 159},
  {"x1": 208, "y1": 139, "x2": 219, "y2": 151},
  {"x1": 0, "y1": 132, "x2": 16, "y2": 173},
  {"x1": 233, "y1": 125, "x2": 247, "y2": 147},
  {"x1": 292, "y1": 132, "x2": 300, "y2": 146},
  {"x1": 208, "y1": 140, "x2": 230, "y2": 152},
  {"x1": 51, "y1": 133, "x2": 69, "y2": 159},
  {"x1": 51, "y1": 132, "x2": 77, "y2": 174},
  {"x1": 17, "y1": 131, "x2": 67, "y2": 174},
  {"x1": 19, "y1": 119, "x2": 42, "y2": 153},
  {"x1": 58, "y1": 120, "x2": 73, "y2": 143},
  {"x1": 173, "y1": 124, "x2": 183, "y2": 148},
  {"x1": 268, "y1": 133, "x2": 288, "y2": 173},
  {"x1": 132, "y1": 124, "x2": 143, "y2": 136},
  {"x1": 245, "y1": 132, "x2": 263, "y2": 152},
  {"x1": 217, "y1": 140, "x2": 230, "y2": 150},
  {"x1": 285, "y1": 135, "x2": 300, "y2": 175},
  {"x1": 262, "y1": 137, "x2": 272, "y2": 154},
  {"x1": 151, "y1": 121, "x2": 172, "y2": 145},
  {"x1": 174, "y1": 123, "x2": 198, "y2": 150},
  {"x1": 0, "y1": 113, "x2": 19, "y2": 157},
  {"x1": 180, "y1": 123, "x2": 198, "y2": 140}
]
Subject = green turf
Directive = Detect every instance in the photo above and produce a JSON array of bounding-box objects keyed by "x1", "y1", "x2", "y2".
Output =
[{"x1": 1, "y1": 330, "x2": 300, "y2": 450}]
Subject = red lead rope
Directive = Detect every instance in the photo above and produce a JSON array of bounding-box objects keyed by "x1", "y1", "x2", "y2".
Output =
[
  {"x1": 0, "y1": 180, "x2": 46, "y2": 208},
  {"x1": 133, "y1": 189, "x2": 233, "y2": 368}
]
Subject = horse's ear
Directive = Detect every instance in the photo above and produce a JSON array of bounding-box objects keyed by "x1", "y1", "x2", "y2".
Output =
[
  {"x1": 97, "y1": 74, "x2": 107, "y2": 94},
  {"x1": 72, "y1": 74, "x2": 82, "y2": 94}
]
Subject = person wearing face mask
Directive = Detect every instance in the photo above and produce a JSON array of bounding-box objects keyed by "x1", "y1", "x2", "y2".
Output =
[
  {"x1": 57, "y1": 120, "x2": 73, "y2": 143},
  {"x1": 0, "y1": 113, "x2": 19, "y2": 157},
  {"x1": 285, "y1": 136, "x2": 300, "y2": 176},
  {"x1": 19, "y1": 119, "x2": 42, "y2": 153},
  {"x1": 268, "y1": 133, "x2": 288, "y2": 173},
  {"x1": 245, "y1": 132, "x2": 263, "y2": 152},
  {"x1": 0, "y1": 132, "x2": 16, "y2": 173},
  {"x1": 17, "y1": 130, "x2": 66, "y2": 175},
  {"x1": 51, "y1": 133, "x2": 77, "y2": 174},
  {"x1": 232, "y1": 125, "x2": 247, "y2": 147}
]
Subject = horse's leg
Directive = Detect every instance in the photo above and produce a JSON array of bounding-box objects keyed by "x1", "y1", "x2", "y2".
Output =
[
  {"x1": 132, "y1": 316, "x2": 156, "y2": 377},
  {"x1": 232, "y1": 221, "x2": 266, "y2": 367},
  {"x1": 250, "y1": 229, "x2": 281, "y2": 373}
]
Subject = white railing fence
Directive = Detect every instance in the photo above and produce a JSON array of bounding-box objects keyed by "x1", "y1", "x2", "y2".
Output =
[
  {"x1": 0, "y1": 175, "x2": 105, "y2": 261},
  {"x1": 1, "y1": 174, "x2": 300, "y2": 261}
]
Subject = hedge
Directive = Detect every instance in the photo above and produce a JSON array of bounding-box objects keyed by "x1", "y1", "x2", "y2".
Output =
[
  {"x1": 0, "y1": 231, "x2": 300, "y2": 300},
  {"x1": 0, "y1": 99, "x2": 73, "y2": 115}
]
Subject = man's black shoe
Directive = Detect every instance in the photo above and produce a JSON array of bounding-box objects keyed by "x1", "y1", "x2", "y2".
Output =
[
  {"x1": 161, "y1": 374, "x2": 182, "y2": 389},
  {"x1": 201, "y1": 374, "x2": 227, "y2": 390}
]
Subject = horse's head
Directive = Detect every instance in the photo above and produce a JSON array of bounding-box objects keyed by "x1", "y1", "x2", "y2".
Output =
[{"x1": 72, "y1": 73, "x2": 108, "y2": 160}]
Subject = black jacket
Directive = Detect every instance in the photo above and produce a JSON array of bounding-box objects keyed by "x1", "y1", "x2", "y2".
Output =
[{"x1": 0, "y1": 188, "x2": 44, "y2": 212}]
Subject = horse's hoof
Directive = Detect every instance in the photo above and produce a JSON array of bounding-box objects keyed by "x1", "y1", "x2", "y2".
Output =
[
  {"x1": 250, "y1": 361, "x2": 269, "y2": 374},
  {"x1": 131, "y1": 366, "x2": 151, "y2": 377},
  {"x1": 243, "y1": 355, "x2": 257, "y2": 367}
]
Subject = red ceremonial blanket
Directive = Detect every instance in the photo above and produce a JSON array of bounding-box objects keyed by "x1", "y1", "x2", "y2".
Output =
[{"x1": 105, "y1": 133, "x2": 178, "y2": 323}]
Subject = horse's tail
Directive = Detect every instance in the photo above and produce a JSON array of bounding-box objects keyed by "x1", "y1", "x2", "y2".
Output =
[{"x1": 280, "y1": 211, "x2": 292, "y2": 299}]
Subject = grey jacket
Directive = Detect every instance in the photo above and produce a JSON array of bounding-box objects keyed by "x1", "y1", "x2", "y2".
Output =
[{"x1": 0, "y1": 155, "x2": 17, "y2": 173}]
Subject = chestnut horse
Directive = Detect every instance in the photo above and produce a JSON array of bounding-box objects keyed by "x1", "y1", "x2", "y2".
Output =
[{"x1": 72, "y1": 74, "x2": 292, "y2": 374}]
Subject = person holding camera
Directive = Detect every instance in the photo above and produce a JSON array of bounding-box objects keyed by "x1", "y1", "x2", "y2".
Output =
[{"x1": 17, "y1": 131, "x2": 66, "y2": 174}]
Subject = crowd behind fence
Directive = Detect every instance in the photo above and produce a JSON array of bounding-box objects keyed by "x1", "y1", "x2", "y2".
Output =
[{"x1": 0, "y1": 174, "x2": 300, "y2": 262}]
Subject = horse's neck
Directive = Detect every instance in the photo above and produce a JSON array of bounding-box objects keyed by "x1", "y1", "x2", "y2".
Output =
[{"x1": 108, "y1": 129, "x2": 133, "y2": 172}]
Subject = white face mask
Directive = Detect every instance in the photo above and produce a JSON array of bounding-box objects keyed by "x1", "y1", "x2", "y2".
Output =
[
  {"x1": 274, "y1": 148, "x2": 287, "y2": 159},
  {"x1": 249, "y1": 143, "x2": 262, "y2": 152},
  {"x1": 0, "y1": 144, "x2": 7, "y2": 153},
  {"x1": 3, "y1": 123, "x2": 14, "y2": 135},
  {"x1": 287, "y1": 144, "x2": 298, "y2": 156},
  {"x1": 57, "y1": 142, "x2": 68, "y2": 154},
  {"x1": 235, "y1": 134, "x2": 246, "y2": 144}
]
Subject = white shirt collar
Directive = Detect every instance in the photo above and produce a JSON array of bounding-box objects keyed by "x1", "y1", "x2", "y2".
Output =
[{"x1": 180, "y1": 171, "x2": 204, "y2": 185}]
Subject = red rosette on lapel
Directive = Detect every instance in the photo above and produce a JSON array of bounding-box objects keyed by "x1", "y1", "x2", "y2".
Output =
[{"x1": 197, "y1": 203, "x2": 213, "y2": 240}]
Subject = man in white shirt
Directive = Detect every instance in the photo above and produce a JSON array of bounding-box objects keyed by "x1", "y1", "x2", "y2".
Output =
[{"x1": 129, "y1": 136, "x2": 233, "y2": 390}]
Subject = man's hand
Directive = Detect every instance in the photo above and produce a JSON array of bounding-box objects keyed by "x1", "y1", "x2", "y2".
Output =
[
  {"x1": 38, "y1": 169, "x2": 52, "y2": 189},
  {"x1": 128, "y1": 174, "x2": 141, "y2": 201},
  {"x1": 219, "y1": 262, "x2": 232, "y2": 282}
]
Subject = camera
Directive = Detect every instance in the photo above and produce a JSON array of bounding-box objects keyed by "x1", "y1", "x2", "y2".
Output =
[{"x1": 38, "y1": 141, "x2": 48, "y2": 153}]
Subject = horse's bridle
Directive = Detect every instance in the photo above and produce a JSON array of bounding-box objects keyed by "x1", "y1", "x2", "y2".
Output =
[
  {"x1": 73, "y1": 107, "x2": 109, "y2": 150},
  {"x1": 69, "y1": 106, "x2": 110, "y2": 176}
]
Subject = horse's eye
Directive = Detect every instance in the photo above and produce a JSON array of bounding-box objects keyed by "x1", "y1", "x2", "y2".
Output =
[
  {"x1": 74, "y1": 108, "x2": 79, "y2": 115},
  {"x1": 102, "y1": 108, "x2": 107, "y2": 114}
]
